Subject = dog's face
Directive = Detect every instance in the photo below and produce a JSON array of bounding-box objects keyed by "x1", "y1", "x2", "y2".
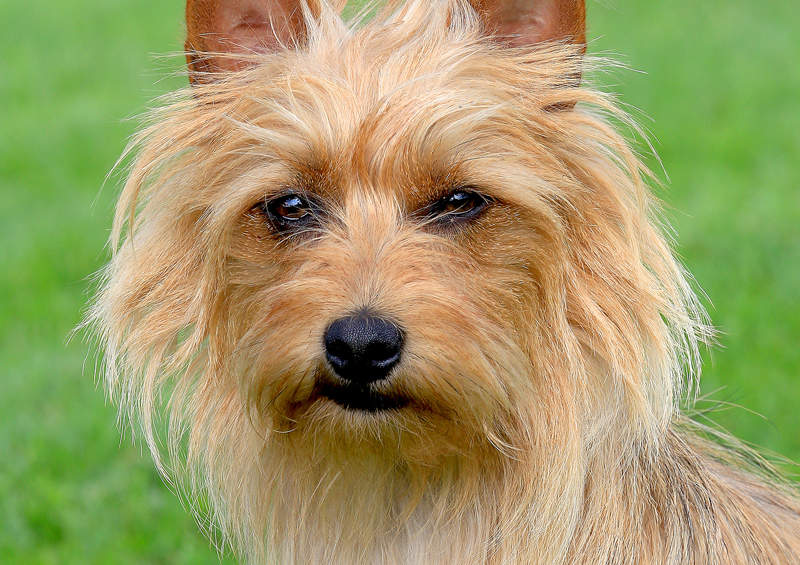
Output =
[
  {"x1": 94, "y1": 2, "x2": 704, "y2": 540},
  {"x1": 220, "y1": 34, "x2": 581, "y2": 453}
]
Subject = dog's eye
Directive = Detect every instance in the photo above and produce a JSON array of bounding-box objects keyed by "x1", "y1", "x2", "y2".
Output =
[
  {"x1": 263, "y1": 193, "x2": 317, "y2": 231},
  {"x1": 269, "y1": 194, "x2": 311, "y2": 221},
  {"x1": 426, "y1": 189, "x2": 491, "y2": 224}
]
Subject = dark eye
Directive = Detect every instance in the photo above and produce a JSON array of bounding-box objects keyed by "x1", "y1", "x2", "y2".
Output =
[
  {"x1": 263, "y1": 193, "x2": 317, "y2": 231},
  {"x1": 426, "y1": 189, "x2": 491, "y2": 224}
]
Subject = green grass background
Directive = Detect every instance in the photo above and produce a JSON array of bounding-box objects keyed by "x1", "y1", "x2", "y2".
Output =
[{"x1": 1, "y1": 0, "x2": 797, "y2": 562}]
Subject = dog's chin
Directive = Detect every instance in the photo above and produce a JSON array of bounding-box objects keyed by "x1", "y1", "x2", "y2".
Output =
[{"x1": 315, "y1": 378, "x2": 409, "y2": 413}]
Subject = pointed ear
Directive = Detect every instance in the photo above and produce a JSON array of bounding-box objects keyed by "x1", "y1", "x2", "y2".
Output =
[
  {"x1": 472, "y1": 0, "x2": 586, "y2": 49},
  {"x1": 184, "y1": 0, "x2": 317, "y2": 84}
]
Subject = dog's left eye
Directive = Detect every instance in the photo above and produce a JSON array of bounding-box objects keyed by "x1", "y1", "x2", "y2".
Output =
[{"x1": 426, "y1": 189, "x2": 491, "y2": 223}]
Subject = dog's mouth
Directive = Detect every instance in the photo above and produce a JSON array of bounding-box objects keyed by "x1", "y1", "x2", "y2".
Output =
[{"x1": 315, "y1": 378, "x2": 409, "y2": 412}]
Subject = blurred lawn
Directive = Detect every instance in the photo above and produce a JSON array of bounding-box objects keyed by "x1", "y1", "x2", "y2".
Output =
[{"x1": 1, "y1": 0, "x2": 797, "y2": 563}]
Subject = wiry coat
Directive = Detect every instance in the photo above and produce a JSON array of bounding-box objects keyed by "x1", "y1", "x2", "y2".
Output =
[{"x1": 90, "y1": 1, "x2": 800, "y2": 563}]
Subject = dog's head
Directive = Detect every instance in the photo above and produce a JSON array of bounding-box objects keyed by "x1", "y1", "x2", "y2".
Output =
[{"x1": 92, "y1": 0, "x2": 706, "y2": 555}]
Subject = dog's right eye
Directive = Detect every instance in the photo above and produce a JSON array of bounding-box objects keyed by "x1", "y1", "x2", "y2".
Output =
[{"x1": 263, "y1": 193, "x2": 317, "y2": 232}]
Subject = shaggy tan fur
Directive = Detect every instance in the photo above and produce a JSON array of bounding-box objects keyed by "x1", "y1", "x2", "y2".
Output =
[{"x1": 90, "y1": 1, "x2": 800, "y2": 562}]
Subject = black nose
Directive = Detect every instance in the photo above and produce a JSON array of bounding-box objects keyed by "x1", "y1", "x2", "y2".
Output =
[{"x1": 324, "y1": 314, "x2": 404, "y2": 384}]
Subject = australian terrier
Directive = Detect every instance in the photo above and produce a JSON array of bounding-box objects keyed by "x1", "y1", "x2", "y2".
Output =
[{"x1": 91, "y1": 0, "x2": 800, "y2": 562}]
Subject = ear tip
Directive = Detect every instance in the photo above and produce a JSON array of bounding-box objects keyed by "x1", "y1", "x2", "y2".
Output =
[
  {"x1": 474, "y1": 0, "x2": 586, "y2": 48},
  {"x1": 184, "y1": 0, "x2": 320, "y2": 82}
]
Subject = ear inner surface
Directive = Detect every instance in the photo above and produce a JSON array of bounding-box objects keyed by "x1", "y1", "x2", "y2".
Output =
[
  {"x1": 185, "y1": 0, "x2": 306, "y2": 81},
  {"x1": 472, "y1": 0, "x2": 586, "y2": 48}
]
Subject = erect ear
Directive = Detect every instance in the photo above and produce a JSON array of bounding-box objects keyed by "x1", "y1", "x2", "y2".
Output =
[
  {"x1": 471, "y1": 0, "x2": 586, "y2": 49},
  {"x1": 184, "y1": 0, "x2": 321, "y2": 84}
]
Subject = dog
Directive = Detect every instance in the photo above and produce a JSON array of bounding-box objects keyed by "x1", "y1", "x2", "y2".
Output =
[{"x1": 90, "y1": 0, "x2": 800, "y2": 562}]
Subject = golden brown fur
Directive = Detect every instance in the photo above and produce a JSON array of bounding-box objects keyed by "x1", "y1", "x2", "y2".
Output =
[{"x1": 90, "y1": 1, "x2": 800, "y2": 562}]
